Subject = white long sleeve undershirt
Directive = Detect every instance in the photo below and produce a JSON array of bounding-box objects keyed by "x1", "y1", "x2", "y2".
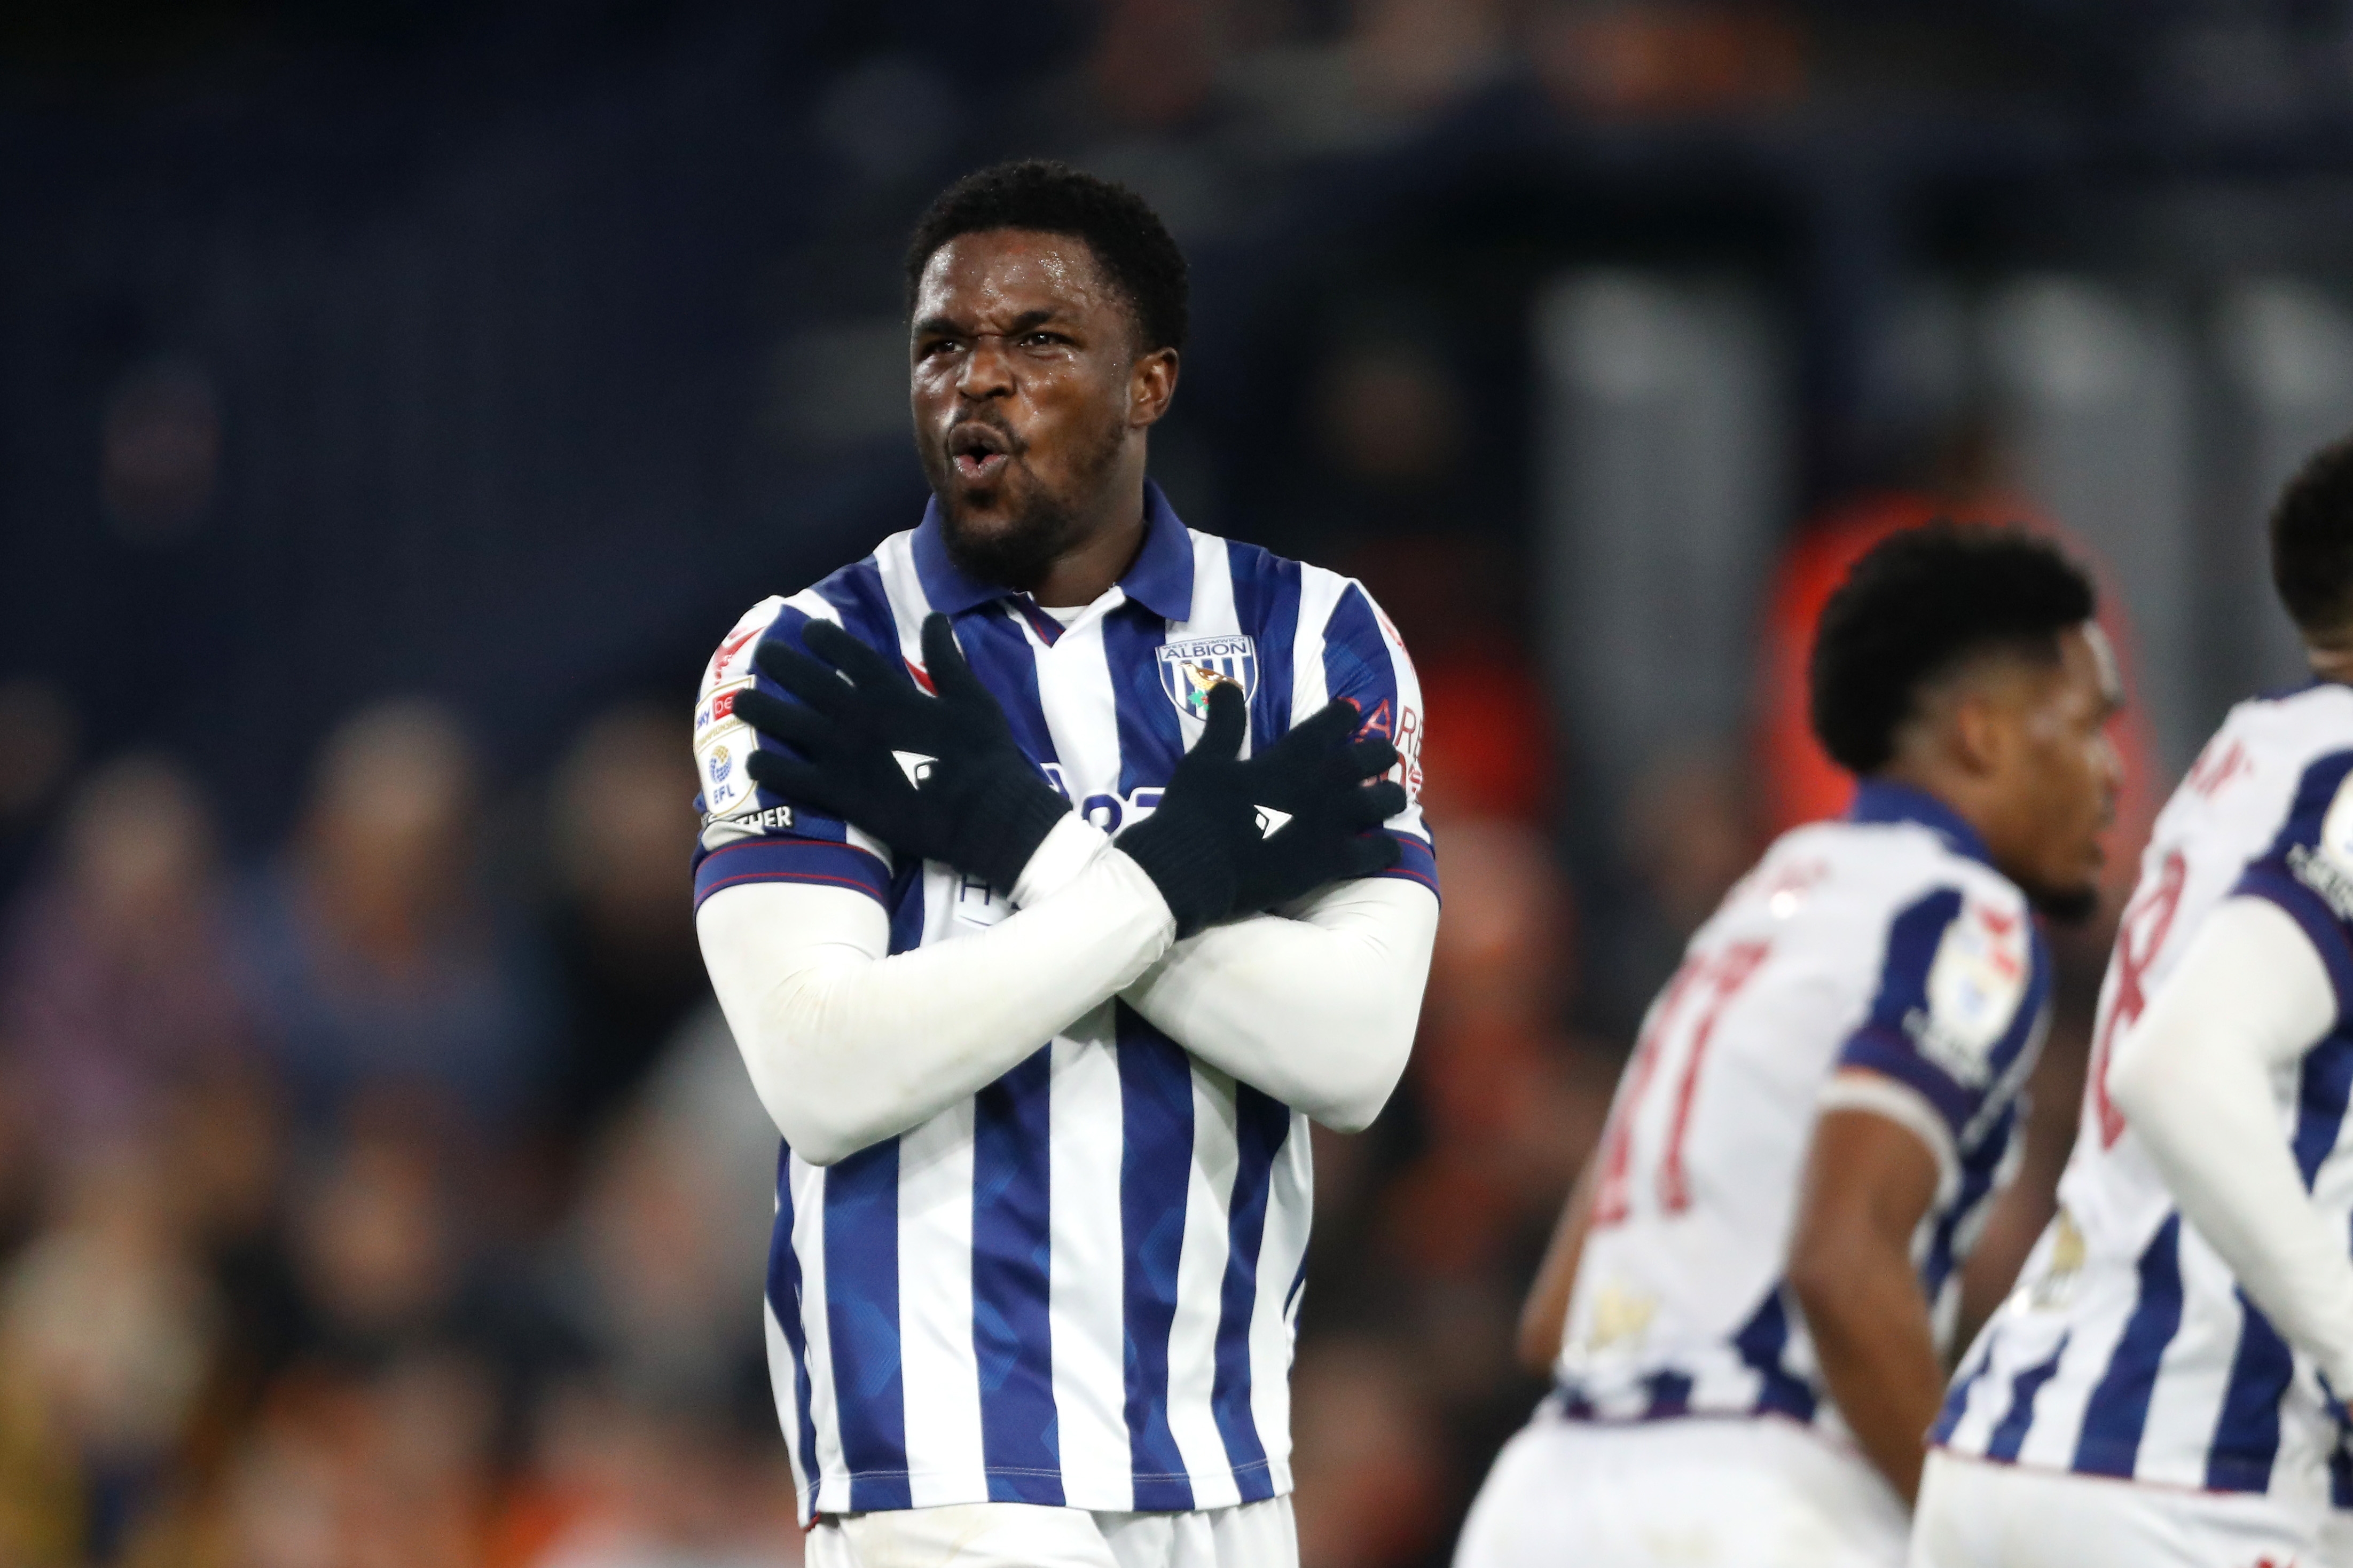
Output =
[
  {"x1": 2106, "y1": 894, "x2": 2353, "y2": 1397},
  {"x1": 697, "y1": 816, "x2": 1438, "y2": 1164}
]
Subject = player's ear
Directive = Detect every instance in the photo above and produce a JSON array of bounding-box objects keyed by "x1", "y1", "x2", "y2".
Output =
[
  {"x1": 1130, "y1": 345, "x2": 1178, "y2": 428},
  {"x1": 1947, "y1": 684, "x2": 2014, "y2": 780}
]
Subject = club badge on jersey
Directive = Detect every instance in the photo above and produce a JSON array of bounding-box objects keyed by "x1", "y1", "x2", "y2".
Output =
[{"x1": 1157, "y1": 634, "x2": 1258, "y2": 720}]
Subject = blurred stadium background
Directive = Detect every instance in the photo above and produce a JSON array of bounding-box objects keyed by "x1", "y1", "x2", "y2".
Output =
[{"x1": 0, "y1": 1, "x2": 2348, "y2": 1562}]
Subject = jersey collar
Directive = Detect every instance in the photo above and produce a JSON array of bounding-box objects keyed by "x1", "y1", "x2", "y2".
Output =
[
  {"x1": 1845, "y1": 778, "x2": 1994, "y2": 867},
  {"x1": 910, "y1": 479, "x2": 1195, "y2": 621}
]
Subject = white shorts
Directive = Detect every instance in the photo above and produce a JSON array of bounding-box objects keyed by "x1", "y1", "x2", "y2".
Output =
[
  {"x1": 1910, "y1": 1448, "x2": 2321, "y2": 1568},
  {"x1": 1453, "y1": 1414, "x2": 1909, "y2": 1568},
  {"x1": 803, "y1": 1497, "x2": 1297, "y2": 1568},
  {"x1": 2324, "y1": 1507, "x2": 2353, "y2": 1566}
]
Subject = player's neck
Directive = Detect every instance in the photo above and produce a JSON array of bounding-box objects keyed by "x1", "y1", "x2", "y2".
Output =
[
  {"x1": 1024, "y1": 479, "x2": 1148, "y2": 608},
  {"x1": 2307, "y1": 643, "x2": 2353, "y2": 688},
  {"x1": 1870, "y1": 758, "x2": 1993, "y2": 849}
]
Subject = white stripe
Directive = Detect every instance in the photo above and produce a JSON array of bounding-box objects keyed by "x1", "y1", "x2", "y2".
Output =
[
  {"x1": 1166, "y1": 1064, "x2": 1243, "y2": 1506},
  {"x1": 790, "y1": 1155, "x2": 851, "y2": 1513},
  {"x1": 895, "y1": 1099, "x2": 986, "y2": 1504},
  {"x1": 2013, "y1": 1288, "x2": 2135, "y2": 1471},
  {"x1": 1177, "y1": 532, "x2": 1248, "y2": 759},
  {"x1": 873, "y1": 530, "x2": 938, "y2": 667},
  {"x1": 2137, "y1": 1227, "x2": 2239, "y2": 1486},
  {"x1": 1030, "y1": 611, "x2": 1128, "y2": 818},
  {"x1": 1248, "y1": 1111, "x2": 1313, "y2": 1493},
  {"x1": 762, "y1": 1297, "x2": 813, "y2": 1520},
  {"x1": 1290, "y1": 565, "x2": 1349, "y2": 718},
  {"x1": 1048, "y1": 1008, "x2": 1137, "y2": 1508}
]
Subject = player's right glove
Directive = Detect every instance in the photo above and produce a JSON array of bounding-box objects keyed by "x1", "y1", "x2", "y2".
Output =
[
  {"x1": 732, "y1": 613, "x2": 1071, "y2": 896},
  {"x1": 1114, "y1": 682, "x2": 1406, "y2": 939}
]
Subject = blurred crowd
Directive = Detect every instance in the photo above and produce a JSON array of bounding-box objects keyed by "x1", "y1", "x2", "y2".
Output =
[{"x1": 0, "y1": 0, "x2": 2263, "y2": 1562}]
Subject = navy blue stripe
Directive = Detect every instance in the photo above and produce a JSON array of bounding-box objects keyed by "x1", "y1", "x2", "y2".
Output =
[
  {"x1": 823, "y1": 1140, "x2": 911, "y2": 1509},
  {"x1": 2073, "y1": 1216, "x2": 2184, "y2": 1478},
  {"x1": 1226, "y1": 541, "x2": 1300, "y2": 742},
  {"x1": 950, "y1": 607, "x2": 1063, "y2": 775},
  {"x1": 1320, "y1": 584, "x2": 1399, "y2": 737},
  {"x1": 2333, "y1": 1442, "x2": 2353, "y2": 1509},
  {"x1": 2207, "y1": 1293, "x2": 2294, "y2": 1492},
  {"x1": 1932, "y1": 1334, "x2": 1997, "y2": 1446},
  {"x1": 1730, "y1": 1287, "x2": 1818, "y2": 1423},
  {"x1": 1922, "y1": 1105, "x2": 2014, "y2": 1305},
  {"x1": 1382, "y1": 831, "x2": 1440, "y2": 897},
  {"x1": 1209, "y1": 1085, "x2": 1290, "y2": 1501},
  {"x1": 1642, "y1": 1370, "x2": 1694, "y2": 1419},
  {"x1": 1986, "y1": 1334, "x2": 2069, "y2": 1461},
  {"x1": 811, "y1": 556, "x2": 902, "y2": 657},
  {"x1": 1102, "y1": 603, "x2": 1189, "y2": 799},
  {"x1": 1116, "y1": 1003, "x2": 1197, "y2": 1510},
  {"x1": 692, "y1": 838, "x2": 891, "y2": 909},
  {"x1": 765, "y1": 1144, "x2": 822, "y2": 1499},
  {"x1": 2294, "y1": 1034, "x2": 2353, "y2": 1187},
  {"x1": 971, "y1": 1045, "x2": 1063, "y2": 1505},
  {"x1": 1839, "y1": 1027, "x2": 1975, "y2": 1131}
]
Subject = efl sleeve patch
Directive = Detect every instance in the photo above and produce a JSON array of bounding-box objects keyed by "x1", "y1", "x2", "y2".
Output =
[
  {"x1": 688, "y1": 595, "x2": 889, "y2": 899},
  {"x1": 1837, "y1": 884, "x2": 2049, "y2": 1140}
]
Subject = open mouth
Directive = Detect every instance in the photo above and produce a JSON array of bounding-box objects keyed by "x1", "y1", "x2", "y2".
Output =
[{"x1": 948, "y1": 421, "x2": 1014, "y2": 484}]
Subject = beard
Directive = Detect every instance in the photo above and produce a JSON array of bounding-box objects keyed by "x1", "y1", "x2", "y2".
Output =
[
  {"x1": 2021, "y1": 878, "x2": 2100, "y2": 927},
  {"x1": 924, "y1": 407, "x2": 1127, "y2": 594}
]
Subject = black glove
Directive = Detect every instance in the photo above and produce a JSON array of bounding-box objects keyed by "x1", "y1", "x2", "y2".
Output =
[
  {"x1": 733, "y1": 613, "x2": 1070, "y2": 894},
  {"x1": 1115, "y1": 682, "x2": 1407, "y2": 938}
]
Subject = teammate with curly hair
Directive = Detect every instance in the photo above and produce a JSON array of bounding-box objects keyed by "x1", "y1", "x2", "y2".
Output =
[{"x1": 1456, "y1": 523, "x2": 2119, "y2": 1568}]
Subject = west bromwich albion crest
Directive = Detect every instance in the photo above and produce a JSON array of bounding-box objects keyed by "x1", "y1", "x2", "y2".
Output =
[{"x1": 1157, "y1": 634, "x2": 1258, "y2": 719}]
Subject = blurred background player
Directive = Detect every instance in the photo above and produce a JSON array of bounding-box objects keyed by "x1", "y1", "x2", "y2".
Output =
[
  {"x1": 1918, "y1": 436, "x2": 2353, "y2": 1567},
  {"x1": 689, "y1": 162, "x2": 1440, "y2": 1568},
  {"x1": 1455, "y1": 524, "x2": 2120, "y2": 1567}
]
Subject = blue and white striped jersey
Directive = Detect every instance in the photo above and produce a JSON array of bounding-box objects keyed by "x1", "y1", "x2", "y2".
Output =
[
  {"x1": 1935, "y1": 681, "x2": 2353, "y2": 1510},
  {"x1": 689, "y1": 483, "x2": 1434, "y2": 1522},
  {"x1": 1554, "y1": 783, "x2": 2051, "y2": 1436}
]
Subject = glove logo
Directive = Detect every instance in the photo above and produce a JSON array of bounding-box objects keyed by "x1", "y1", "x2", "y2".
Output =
[
  {"x1": 892, "y1": 750, "x2": 938, "y2": 787},
  {"x1": 1157, "y1": 635, "x2": 1258, "y2": 720},
  {"x1": 1253, "y1": 805, "x2": 1293, "y2": 839}
]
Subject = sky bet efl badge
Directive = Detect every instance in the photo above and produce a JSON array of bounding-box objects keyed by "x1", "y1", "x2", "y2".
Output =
[{"x1": 1157, "y1": 634, "x2": 1257, "y2": 720}]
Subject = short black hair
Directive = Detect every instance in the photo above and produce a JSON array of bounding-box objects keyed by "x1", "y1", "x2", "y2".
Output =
[
  {"x1": 2271, "y1": 434, "x2": 2353, "y2": 645},
  {"x1": 904, "y1": 160, "x2": 1188, "y2": 353},
  {"x1": 1810, "y1": 522, "x2": 2097, "y2": 775}
]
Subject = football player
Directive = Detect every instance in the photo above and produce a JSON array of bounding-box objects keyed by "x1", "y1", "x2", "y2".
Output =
[
  {"x1": 1457, "y1": 524, "x2": 2119, "y2": 1567},
  {"x1": 691, "y1": 162, "x2": 1439, "y2": 1568},
  {"x1": 1920, "y1": 437, "x2": 2353, "y2": 1566}
]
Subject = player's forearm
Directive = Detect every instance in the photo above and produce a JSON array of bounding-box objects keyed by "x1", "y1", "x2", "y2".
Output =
[
  {"x1": 2109, "y1": 895, "x2": 2353, "y2": 1391},
  {"x1": 1117, "y1": 875, "x2": 1438, "y2": 1131},
  {"x1": 699, "y1": 842, "x2": 1176, "y2": 1165},
  {"x1": 1792, "y1": 1244, "x2": 1944, "y2": 1504}
]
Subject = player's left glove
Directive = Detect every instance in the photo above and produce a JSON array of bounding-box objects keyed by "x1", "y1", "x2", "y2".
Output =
[{"x1": 732, "y1": 612, "x2": 1070, "y2": 895}]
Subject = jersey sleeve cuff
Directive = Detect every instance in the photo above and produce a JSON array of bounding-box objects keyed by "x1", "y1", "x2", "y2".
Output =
[
  {"x1": 1834, "y1": 1024, "x2": 1973, "y2": 1141},
  {"x1": 2234, "y1": 862, "x2": 2353, "y2": 1015},
  {"x1": 1818, "y1": 1067, "x2": 1962, "y2": 1207},
  {"x1": 692, "y1": 837, "x2": 891, "y2": 910},
  {"x1": 1377, "y1": 830, "x2": 1439, "y2": 898}
]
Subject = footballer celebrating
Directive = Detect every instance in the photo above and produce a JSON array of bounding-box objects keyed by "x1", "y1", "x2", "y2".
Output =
[
  {"x1": 689, "y1": 162, "x2": 1438, "y2": 1568},
  {"x1": 1918, "y1": 437, "x2": 2353, "y2": 1566},
  {"x1": 1457, "y1": 525, "x2": 2120, "y2": 1567}
]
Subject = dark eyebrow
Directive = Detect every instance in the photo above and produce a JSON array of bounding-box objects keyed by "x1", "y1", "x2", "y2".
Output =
[{"x1": 913, "y1": 308, "x2": 1070, "y2": 340}]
